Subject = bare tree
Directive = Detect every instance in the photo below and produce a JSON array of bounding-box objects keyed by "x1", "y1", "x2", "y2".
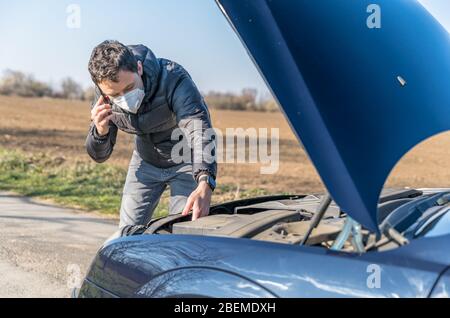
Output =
[
  {"x1": 0, "y1": 70, "x2": 53, "y2": 97},
  {"x1": 241, "y1": 88, "x2": 258, "y2": 110},
  {"x1": 60, "y1": 77, "x2": 84, "y2": 100},
  {"x1": 83, "y1": 86, "x2": 96, "y2": 102},
  {"x1": 204, "y1": 88, "x2": 278, "y2": 112}
]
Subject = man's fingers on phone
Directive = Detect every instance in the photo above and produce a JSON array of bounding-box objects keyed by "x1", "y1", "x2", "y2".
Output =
[
  {"x1": 96, "y1": 109, "x2": 113, "y2": 123},
  {"x1": 95, "y1": 95, "x2": 105, "y2": 107},
  {"x1": 92, "y1": 104, "x2": 111, "y2": 115},
  {"x1": 91, "y1": 104, "x2": 109, "y2": 120},
  {"x1": 99, "y1": 114, "x2": 113, "y2": 126}
]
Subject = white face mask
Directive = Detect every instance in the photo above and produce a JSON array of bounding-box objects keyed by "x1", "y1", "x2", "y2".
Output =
[{"x1": 112, "y1": 88, "x2": 145, "y2": 114}]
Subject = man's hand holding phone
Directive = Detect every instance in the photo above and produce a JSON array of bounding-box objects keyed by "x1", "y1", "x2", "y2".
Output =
[{"x1": 91, "y1": 96, "x2": 113, "y2": 137}]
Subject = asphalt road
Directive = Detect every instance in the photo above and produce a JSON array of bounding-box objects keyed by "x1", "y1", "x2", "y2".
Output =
[{"x1": 0, "y1": 192, "x2": 118, "y2": 298}]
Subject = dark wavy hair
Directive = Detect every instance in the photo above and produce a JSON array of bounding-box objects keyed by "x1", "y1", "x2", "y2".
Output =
[{"x1": 88, "y1": 40, "x2": 138, "y2": 84}]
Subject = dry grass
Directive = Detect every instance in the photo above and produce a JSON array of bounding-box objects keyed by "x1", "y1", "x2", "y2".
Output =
[{"x1": 1, "y1": 94, "x2": 449, "y2": 199}]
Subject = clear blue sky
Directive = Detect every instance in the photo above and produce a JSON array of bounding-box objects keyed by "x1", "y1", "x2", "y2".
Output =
[{"x1": 0, "y1": 0, "x2": 448, "y2": 95}]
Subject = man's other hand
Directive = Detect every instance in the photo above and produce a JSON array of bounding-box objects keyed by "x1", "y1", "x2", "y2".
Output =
[
  {"x1": 91, "y1": 96, "x2": 113, "y2": 136},
  {"x1": 182, "y1": 181, "x2": 212, "y2": 221}
]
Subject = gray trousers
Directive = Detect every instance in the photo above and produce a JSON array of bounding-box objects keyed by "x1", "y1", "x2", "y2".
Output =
[{"x1": 119, "y1": 150, "x2": 197, "y2": 228}]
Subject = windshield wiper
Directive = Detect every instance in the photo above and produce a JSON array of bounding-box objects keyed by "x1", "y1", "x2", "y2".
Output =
[
  {"x1": 367, "y1": 192, "x2": 450, "y2": 250},
  {"x1": 380, "y1": 192, "x2": 449, "y2": 234}
]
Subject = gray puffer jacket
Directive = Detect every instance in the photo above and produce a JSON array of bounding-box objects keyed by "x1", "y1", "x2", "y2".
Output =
[{"x1": 85, "y1": 44, "x2": 217, "y2": 181}]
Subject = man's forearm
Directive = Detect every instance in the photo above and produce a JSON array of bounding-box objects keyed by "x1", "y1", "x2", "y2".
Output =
[
  {"x1": 175, "y1": 103, "x2": 217, "y2": 182},
  {"x1": 189, "y1": 115, "x2": 217, "y2": 182},
  {"x1": 169, "y1": 73, "x2": 217, "y2": 181},
  {"x1": 85, "y1": 123, "x2": 117, "y2": 163}
]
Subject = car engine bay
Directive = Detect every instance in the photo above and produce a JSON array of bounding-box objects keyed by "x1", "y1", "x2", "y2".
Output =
[{"x1": 134, "y1": 188, "x2": 450, "y2": 254}]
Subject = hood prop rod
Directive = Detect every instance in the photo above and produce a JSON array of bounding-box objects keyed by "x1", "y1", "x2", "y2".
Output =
[{"x1": 300, "y1": 193, "x2": 332, "y2": 245}]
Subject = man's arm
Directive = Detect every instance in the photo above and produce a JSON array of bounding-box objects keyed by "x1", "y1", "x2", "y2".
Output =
[
  {"x1": 85, "y1": 122, "x2": 118, "y2": 163},
  {"x1": 85, "y1": 93, "x2": 118, "y2": 163},
  {"x1": 170, "y1": 75, "x2": 217, "y2": 181},
  {"x1": 169, "y1": 72, "x2": 217, "y2": 221}
]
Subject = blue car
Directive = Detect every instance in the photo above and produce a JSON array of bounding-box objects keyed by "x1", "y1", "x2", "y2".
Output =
[{"x1": 77, "y1": 0, "x2": 450, "y2": 298}]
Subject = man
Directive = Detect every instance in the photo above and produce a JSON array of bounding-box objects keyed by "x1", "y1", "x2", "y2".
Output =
[{"x1": 85, "y1": 40, "x2": 217, "y2": 230}]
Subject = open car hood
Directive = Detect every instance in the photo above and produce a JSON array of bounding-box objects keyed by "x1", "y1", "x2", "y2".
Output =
[{"x1": 216, "y1": 0, "x2": 450, "y2": 231}]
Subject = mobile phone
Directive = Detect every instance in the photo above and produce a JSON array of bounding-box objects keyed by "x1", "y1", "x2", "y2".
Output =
[
  {"x1": 96, "y1": 85, "x2": 113, "y2": 106},
  {"x1": 103, "y1": 94, "x2": 113, "y2": 106}
]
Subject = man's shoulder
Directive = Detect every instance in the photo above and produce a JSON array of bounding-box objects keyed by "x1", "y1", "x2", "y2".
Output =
[
  {"x1": 157, "y1": 58, "x2": 196, "y2": 94},
  {"x1": 158, "y1": 58, "x2": 190, "y2": 78}
]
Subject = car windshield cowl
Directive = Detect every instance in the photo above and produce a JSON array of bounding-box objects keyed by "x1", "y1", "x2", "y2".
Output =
[
  {"x1": 391, "y1": 193, "x2": 450, "y2": 239},
  {"x1": 407, "y1": 204, "x2": 450, "y2": 239},
  {"x1": 380, "y1": 192, "x2": 449, "y2": 232}
]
